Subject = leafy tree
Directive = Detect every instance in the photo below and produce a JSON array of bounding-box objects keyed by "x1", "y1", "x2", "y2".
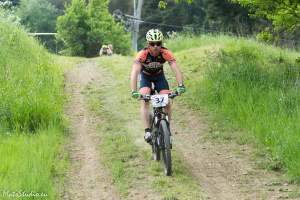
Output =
[
  {"x1": 137, "y1": 0, "x2": 254, "y2": 48},
  {"x1": 231, "y1": 0, "x2": 300, "y2": 33},
  {"x1": 230, "y1": 0, "x2": 300, "y2": 46},
  {"x1": 17, "y1": 0, "x2": 58, "y2": 32},
  {"x1": 139, "y1": 0, "x2": 204, "y2": 39},
  {"x1": 202, "y1": 0, "x2": 254, "y2": 34},
  {"x1": 108, "y1": 0, "x2": 132, "y2": 15},
  {"x1": 0, "y1": 7, "x2": 20, "y2": 25},
  {"x1": 0, "y1": 0, "x2": 19, "y2": 7},
  {"x1": 57, "y1": 0, "x2": 130, "y2": 56},
  {"x1": 48, "y1": 0, "x2": 69, "y2": 11},
  {"x1": 16, "y1": 0, "x2": 59, "y2": 52},
  {"x1": 86, "y1": 0, "x2": 130, "y2": 56},
  {"x1": 56, "y1": 0, "x2": 89, "y2": 56}
]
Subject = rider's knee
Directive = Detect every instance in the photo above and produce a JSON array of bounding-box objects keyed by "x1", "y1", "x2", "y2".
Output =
[{"x1": 140, "y1": 87, "x2": 151, "y2": 95}]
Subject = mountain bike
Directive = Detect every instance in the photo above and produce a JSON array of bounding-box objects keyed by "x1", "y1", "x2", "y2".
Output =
[{"x1": 140, "y1": 91, "x2": 178, "y2": 176}]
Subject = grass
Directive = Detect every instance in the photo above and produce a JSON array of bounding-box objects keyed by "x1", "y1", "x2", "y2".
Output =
[
  {"x1": 85, "y1": 84, "x2": 141, "y2": 196},
  {"x1": 0, "y1": 20, "x2": 64, "y2": 132},
  {"x1": 0, "y1": 129, "x2": 67, "y2": 200},
  {"x1": 83, "y1": 56, "x2": 203, "y2": 199},
  {"x1": 0, "y1": 19, "x2": 68, "y2": 199},
  {"x1": 166, "y1": 34, "x2": 300, "y2": 182}
]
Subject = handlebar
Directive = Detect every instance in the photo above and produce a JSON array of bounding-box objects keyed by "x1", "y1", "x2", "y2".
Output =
[{"x1": 139, "y1": 91, "x2": 179, "y2": 101}]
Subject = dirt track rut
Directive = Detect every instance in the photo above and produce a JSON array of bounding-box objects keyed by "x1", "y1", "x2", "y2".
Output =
[
  {"x1": 63, "y1": 61, "x2": 161, "y2": 200},
  {"x1": 172, "y1": 106, "x2": 299, "y2": 200},
  {"x1": 63, "y1": 62, "x2": 120, "y2": 200}
]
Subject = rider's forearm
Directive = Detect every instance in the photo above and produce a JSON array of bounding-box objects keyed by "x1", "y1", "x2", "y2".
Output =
[
  {"x1": 130, "y1": 71, "x2": 137, "y2": 91},
  {"x1": 130, "y1": 64, "x2": 140, "y2": 91},
  {"x1": 170, "y1": 62, "x2": 184, "y2": 85},
  {"x1": 176, "y1": 71, "x2": 183, "y2": 86}
]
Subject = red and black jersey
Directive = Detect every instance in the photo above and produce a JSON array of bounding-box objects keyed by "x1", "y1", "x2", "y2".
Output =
[{"x1": 134, "y1": 47, "x2": 176, "y2": 75}]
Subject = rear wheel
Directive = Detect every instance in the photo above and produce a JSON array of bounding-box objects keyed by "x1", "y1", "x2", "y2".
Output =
[{"x1": 159, "y1": 120, "x2": 172, "y2": 176}]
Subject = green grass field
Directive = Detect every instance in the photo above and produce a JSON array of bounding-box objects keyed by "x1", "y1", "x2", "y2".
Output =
[
  {"x1": 0, "y1": 19, "x2": 67, "y2": 199},
  {"x1": 166, "y1": 34, "x2": 300, "y2": 182}
]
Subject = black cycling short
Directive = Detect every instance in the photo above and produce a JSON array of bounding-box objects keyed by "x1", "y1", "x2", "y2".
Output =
[{"x1": 139, "y1": 72, "x2": 169, "y2": 94}]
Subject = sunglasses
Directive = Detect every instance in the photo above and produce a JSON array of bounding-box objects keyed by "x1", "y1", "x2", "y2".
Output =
[{"x1": 149, "y1": 41, "x2": 162, "y2": 47}]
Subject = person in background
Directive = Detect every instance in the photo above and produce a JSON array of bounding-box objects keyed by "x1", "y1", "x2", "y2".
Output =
[{"x1": 99, "y1": 44, "x2": 113, "y2": 56}]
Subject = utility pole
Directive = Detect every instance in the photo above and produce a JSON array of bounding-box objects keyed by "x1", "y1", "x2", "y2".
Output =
[{"x1": 132, "y1": 0, "x2": 143, "y2": 51}]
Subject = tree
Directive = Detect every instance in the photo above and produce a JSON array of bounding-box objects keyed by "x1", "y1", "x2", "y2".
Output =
[
  {"x1": 16, "y1": 0, "x2": 59, "y2": 52},
  {"x1": 138, "y1": 0, "x2": 254, "y2": 48},
  {"x1": 57, "y1": 0, "x2": 131, "y2": 56},
  {"x1": 48, "y1": 0, "x2": 69, "y2": 11},
  {"x1": 108, "y1": 0, "x2": 132, "y2": 14},
  {"x1": 0, "y1": 0, "x2": 19, "y2": 7},
  {"x1": 231, "y1": 0, "x2": 300, "y2": 33},
  {"x1": 86, "y1": 0, "x2": 130, "y2": 56},
  {"x1": 0, "y1": 7, "x2": 20, "y2": 25},
  {"x1": 139, "y1": 0, "x2": 203, "y2": 40},
  {"x1": 202, "y1": 0, "x2": 255, "y2": 34},
  {"x1": 17, "y1": 0, "x2": 58, "y2": 32},
  {"x1": 56, "y1": 0, "x2": 89, "y2": 56},
  {"x1": 230, "y1": 0, "x2": 300, "y2": 45}
]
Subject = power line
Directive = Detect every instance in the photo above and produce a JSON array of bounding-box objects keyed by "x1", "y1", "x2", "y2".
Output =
[
  {"x1": 128, "y1": 19, "x2": 300, "y2": 48},
  {"x1": 28, "y1": 33, "x2": 57, "y2": 36},
  {"x1": 130, "y1": 18, "x2": 183, "y2": 29},
  {"x1": 115, "y1": 12, "x2": 300, "y2": 46}
]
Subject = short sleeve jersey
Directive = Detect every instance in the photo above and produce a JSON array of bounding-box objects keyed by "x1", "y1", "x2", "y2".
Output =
[{"x1": 134, "y1": 47, "x2": 176, "y2": 75}]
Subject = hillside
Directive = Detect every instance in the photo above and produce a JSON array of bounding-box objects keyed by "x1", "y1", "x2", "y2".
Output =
[
  {"x1": 0, "y1": 19, "x2": 66, "y2": 199},
  {"x1": 166, "y1": 35, "x2": 300, "y2": 182}
]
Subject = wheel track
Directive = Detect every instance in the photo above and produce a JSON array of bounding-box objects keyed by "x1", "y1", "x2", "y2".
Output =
[
  {"x1": 63, "y1": 60, "x2": 162, "y2": 200},
  {"x1": 63, "y1": 61, "x2": 120, "y2": 200},
  {"x1": 172, "y1": 105, "x2": 299, "y2": 200}
]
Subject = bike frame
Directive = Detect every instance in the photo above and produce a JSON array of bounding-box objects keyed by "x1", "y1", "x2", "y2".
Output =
[
  {"x1": 140, "y1": 91, "x2": 178, "y2": 176},
  {"x1": 150, "y1": 107, "x2": 169, "y2": 148}
]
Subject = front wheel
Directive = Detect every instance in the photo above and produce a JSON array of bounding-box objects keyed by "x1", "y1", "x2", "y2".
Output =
[
  {"x1": 159, "y1": 120, "x2": 172, "y2": 176},
  {"x1": 150, "y1": 113, "x2": 160, "y2": 161}
]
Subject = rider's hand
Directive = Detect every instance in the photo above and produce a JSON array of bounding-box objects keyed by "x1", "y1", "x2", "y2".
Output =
[
  {"x1": 131, "y1": 91, "x2": 140, "y2": 99},
  {"x1": 176, "y1": 84, "x2": 186, "y2": 94}
]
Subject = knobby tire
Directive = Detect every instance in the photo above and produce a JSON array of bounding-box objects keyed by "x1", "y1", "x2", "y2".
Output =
[
  {"x1": 150, "y1": 113, "x2": 160, "y2": 161},
  {"x1": 159, "y1": 120, "x2": 172, "y2": 176}
]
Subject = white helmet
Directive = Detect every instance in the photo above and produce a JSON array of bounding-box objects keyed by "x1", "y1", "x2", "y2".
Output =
[{"x1": 146, "y1": 29, "x2": 163, "y2": 42}]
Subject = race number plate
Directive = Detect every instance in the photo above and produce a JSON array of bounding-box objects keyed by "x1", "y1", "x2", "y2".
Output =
[{"x1": 151, "y1": 94, "x2": 169, "y2": 108}]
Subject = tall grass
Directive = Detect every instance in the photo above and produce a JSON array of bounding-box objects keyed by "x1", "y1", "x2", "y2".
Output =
[
  {"x1": 0, "y1": 18, "x2": 66, "y2": 199},
  {"x1": 0, "y1": 129, "x2": 66, "y2": 200},
  {"x1": 0, "y1": 19, "x2": 64, "y2": 132},
  {"x1": 167, "y1": 35, "x2": 300, "y2": 182}
]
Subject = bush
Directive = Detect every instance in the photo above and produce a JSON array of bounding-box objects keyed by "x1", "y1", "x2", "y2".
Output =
[{"x1": 57, "y1": 0, "x2": 131, "y2": 57}]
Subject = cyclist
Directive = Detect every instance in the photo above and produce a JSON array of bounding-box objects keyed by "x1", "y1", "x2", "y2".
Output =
[{"x1": 130, "y1": 29, "x2": 186, "y2": 143}]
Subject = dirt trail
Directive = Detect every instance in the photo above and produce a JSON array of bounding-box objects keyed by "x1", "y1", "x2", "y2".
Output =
[
  {"x1": 63, "y1": 61, "x2": 161, "y2": 200},
  {"x1": 172, "y1": 105, "x2": 299, "y2": 200},
  {"x1": 63, "y1": 60, "x2": 299, "y2": 200},
  {"x1": 63, "y1": 61, "x2": 120, "y2": 200}
]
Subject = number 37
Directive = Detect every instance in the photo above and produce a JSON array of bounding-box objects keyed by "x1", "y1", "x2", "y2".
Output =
[{"x1": 155, "y1": 97, "x2": 164, "y2": 103}]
